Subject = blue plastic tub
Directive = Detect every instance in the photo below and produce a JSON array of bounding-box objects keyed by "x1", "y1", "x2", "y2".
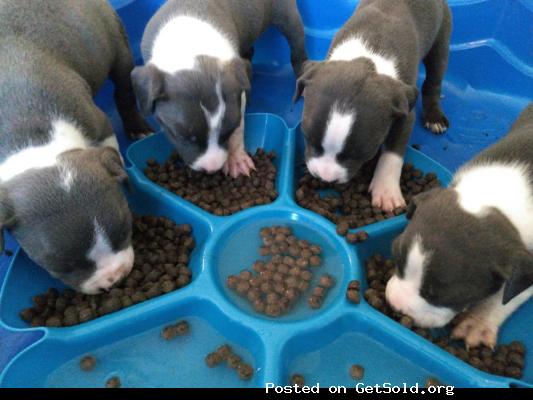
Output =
[{"x1": 0, "y1": 0, "x2": 532, "y2": 388}]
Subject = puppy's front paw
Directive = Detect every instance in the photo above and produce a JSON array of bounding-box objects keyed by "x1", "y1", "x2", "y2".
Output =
[
  {"x1": 423, "y1": 107, "x2": 449, "y2": 135},
  {"x1": 451, "y1": 313, "x2": 498, "y2": 349},
  {"x1": 223, "y1": 149, "x2": 255, "y2": 178},
  {"x1": 127, "y1": 119, "x2": 155, "y2": 141},
  {"x1": 369, "y1": 180, "x2": 406, "y2": 213}
]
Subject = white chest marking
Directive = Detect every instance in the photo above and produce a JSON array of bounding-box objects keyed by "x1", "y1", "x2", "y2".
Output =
[
  {"x1": 454, "y1": 163, "x2": 533, "y2": 248},
  {"x1": 306, "y1": 105, "x2": 354, "y2": 183},
  {"x1": 150, "y1": 15, "x2": 237, "y2": 74},
  {"x1": 0, "y1": 118, "x2": 89, "y2": 183},
  {"x1": 191, "y1": 81, "x2": 228, "y2": 172},
  {"x1": 329, "y1": 37, "x2": 399, "y2": 79}
]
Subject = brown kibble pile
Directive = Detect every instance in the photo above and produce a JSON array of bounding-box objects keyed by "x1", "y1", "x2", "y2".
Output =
[
  {"x1": 145, "y1": 149, "x2": 278, "y2": 216},
  {"x1": 308, "y1": 274, "x2": 335, "y2": 309},
  {"x1": 346, "y1": 280, "x2": 361, "y2": 304},
  {"x1": 364, "y1": 254, "x2": 526, "y2": 379},
  {"x1": 161, "y1": 320, "x2": 190, "y2": 340},
  {"x1": 19, "y1": 215, "x2": 195, "y2": 328},
  {"x1": 226, "y1": 226, "x2": 327, "y2": 317},
  {"x1": 296, "y1": 162, "x2": 441, "y2": 236},
  {"x1": 205, "y1": 344, "x2": 254, "y2": 381}
]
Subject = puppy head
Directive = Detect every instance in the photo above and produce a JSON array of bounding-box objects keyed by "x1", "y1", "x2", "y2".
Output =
[
  {"x1": 386, "y1": 188, "x2": 533, "y2": 328},
  {"x1": 0, "y1": 147, "x2": 134, "y2": 294},
  {"x1": 132, "y1": 56, "x2": 251, "y2": 173},
  {"x1": 294, "y1": 60, "x2": 418, "y2": 183}
]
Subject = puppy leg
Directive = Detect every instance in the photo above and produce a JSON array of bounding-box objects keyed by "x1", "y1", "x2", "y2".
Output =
[
  {"x1": 223, "y1": 118, "x2": 255, "y2": 178},
  {"x1": 452, "y1": 286, "x2": 533, "y2": 349},
  {"x1": 223, "y1": 94, "x2": 255, "y2": 178},
  {"x1": 370, "y1": 111, "x2": 415, "y2": 212},
  {"x1": 110, "y1": 24, "x2": 153, "y2": 140},
  {"x1": 272, "y1": 0, "x2": 308, "y2": 76},
  {"x1": 421, "y1": 6, "x2": 451, "y2": 135}
]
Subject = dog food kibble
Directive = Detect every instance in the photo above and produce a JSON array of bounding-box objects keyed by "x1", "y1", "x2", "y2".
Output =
[
  {"x1": 79, "y1": 356, "x2": 96, "y2": 372},
  {"x1": 346, "y1": 280, "x2": 361, "y2": 304},
  {"x1": 226, "y1": 225, "x2": 334, "y2": 317},
  {"x1": 161, "y1": 320, "x2": 189, "y2": 340},
  {"x1": 21, "y1": 215, "x2": 195, "y2": 327},
  {"x1": 364, "y1": 254, "x2": 527, "y2": 379},
  {"x1": 145, "y1": 149, "x2": 277, "y2": 216},
  {"x1": 237, "y1": 363, "x2": 254, "y2": 380},
  {"x1": 206, "y1": 344, "x2": 253, "y2": 380},
  {"x1": 291, "y1": 374, "x2": 305, "y2": 386},
  {"x1": 297, "y1": 161, "x2": 441, "y2": 233},
  {"x1": 105, "y1": 376, "x2": 121, "y2": 388},
  {"x1": 425, "y1": 377, "x2": 442, "y2": 388},
  {"x1": 349, "y1": 364, "x2": 365, "y2": 380}
]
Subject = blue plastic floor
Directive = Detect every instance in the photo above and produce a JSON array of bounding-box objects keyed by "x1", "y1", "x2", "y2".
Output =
[{"x1": 0, "y1": 0, "x2": 532, "y2": 388}]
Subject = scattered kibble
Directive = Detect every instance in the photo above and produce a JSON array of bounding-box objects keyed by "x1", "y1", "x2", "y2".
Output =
[
  {"x1": 227, "y1": 226, "x2": 332, "y2": 317},
  {"x1": 205, "y1": 344, "x2": 254, "y2": 381}
]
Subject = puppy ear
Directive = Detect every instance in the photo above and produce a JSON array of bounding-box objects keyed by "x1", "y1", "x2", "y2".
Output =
[
  {"x1": 502, "y1": 251, "x2": 533, "y2": 304},
  {"x1": 406, "y1": 188, "x2": 443, "y2": 219},
  {"x1": 392, "y1": 82, "x2": 419, "y2": 118},
  {"x1": 0, "y1": 187, "x2": 15, "y2": 253},
  {"x1": 225, "y1": 58, "x2": 252, "y2": 98},
  {"x1": 99, "y1": 147, "x2": 128, "y2": 185},
  {"x1": 293, "y1": 60, "x2": 320, "y2": 102},
  {"x1": 131, "y1": 64, "x2": 165, "y2": 116}
]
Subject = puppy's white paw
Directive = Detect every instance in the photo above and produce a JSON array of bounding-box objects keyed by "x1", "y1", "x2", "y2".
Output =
[
  {"x1": 424, "y1": 121, "x2": 448, "y2": 134},
  {"x1": 451, "y1": 313, "x2": 498, "y2": 349},
  {"x1": 223, "y1": 149, "x2": 255, "y2": 178},
  {"x1": 369, "y1": 180, "x2": 406, "y2": 212}
]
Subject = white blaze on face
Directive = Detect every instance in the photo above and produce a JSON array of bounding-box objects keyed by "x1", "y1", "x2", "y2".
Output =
[
  {"x1": 307, "y1": 105, "x2": 354, "y2": 183},
  {"x1": 385, "y1": 235, "x2": 456, "y2": 328},
  {"x1": 191, "y1": 81, "x2": 228, "y2": 173},
  {"x1": 82, "y1": 221, "x2": 134, "y2": 294}
]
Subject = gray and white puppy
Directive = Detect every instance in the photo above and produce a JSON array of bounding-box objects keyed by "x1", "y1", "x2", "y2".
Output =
[
  {"x1": 294, "y1": 0, "x2": 451, "y2": 212},
  {"x1": 132, "y1": 0, "x2": 307, "y2": 177},
  {"x1": 0, "y1": 0, "x2": 152, "y2": 294},
  {"x1": 386, "y1": 103, "x2": 533, "y2": 348}
]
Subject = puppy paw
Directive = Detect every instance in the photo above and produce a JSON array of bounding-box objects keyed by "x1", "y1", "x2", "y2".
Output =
[
  {"x1": 423, "y1": 108, "x2": 449, "y2": 135},
  {"x1": 127, "y1": 120, "x2": 155, "y2": 141},
  {"x1": 369, "y1": 181, "x2": 406, "y2": 213},
  {"x1": 223, "y1": 149, "x2": 255, "y2": 178},
  {"x1": 451, "y1": 313, "x2": 498, "y2": 349}
]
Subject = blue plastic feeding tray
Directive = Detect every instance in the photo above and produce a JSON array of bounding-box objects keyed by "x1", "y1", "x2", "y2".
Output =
[{"x1": 0, "y1": 0, "x2": 532, "y2": 389}]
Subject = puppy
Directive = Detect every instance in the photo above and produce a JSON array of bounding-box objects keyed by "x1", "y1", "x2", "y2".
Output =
[
  {"x1": 294, "y1": 0, "x2": 451, "y2": 212},
  {"x1": 386, "y1": 103, "x2": 533, "y2": 348},
  {"x1": 132, "y1": 0, "x2": 308, "y2": 177},
  {"x1": 0, "y1": 0, "x2": 152, "y2": 294}
]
